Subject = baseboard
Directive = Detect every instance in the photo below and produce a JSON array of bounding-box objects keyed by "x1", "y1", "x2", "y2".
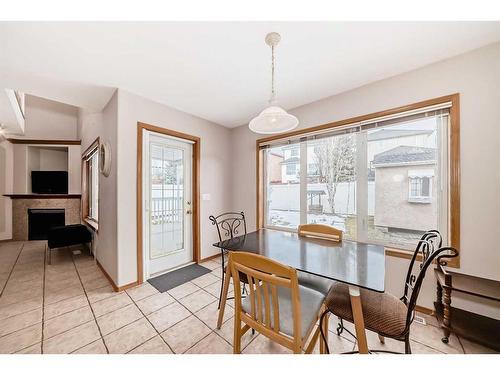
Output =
[
  {"x1": 96, "y1": 260, "x2": 118, "y2": 291},
  {"x1": 415, "y1": 305, "x2": 435, "y2": 316},
  {"x1": 96, "y1": 260, "x2": 140, "y2": 292},
  {"x1": 199, "y1": 253, "x2": 220, "y2": 263},
  {"x1": 117, "y1": 281, "x2": 140, "y2": 292}
]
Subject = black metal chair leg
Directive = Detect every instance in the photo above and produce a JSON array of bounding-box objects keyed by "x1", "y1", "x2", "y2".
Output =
[
  {"x1": 405, "y1": 335, "x2": 412, "y2": 354},
  {"x1": 319, "y1": 310, "x2": 331, "y2": 354}
]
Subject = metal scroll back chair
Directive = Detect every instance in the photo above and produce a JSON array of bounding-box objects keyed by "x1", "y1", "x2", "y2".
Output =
[
  {"x1": 321, "y1": 229, "x2": 458, "y2": 354},
  {"x1": 209, "y1": 212, "x2": 248, "y2": 309}
]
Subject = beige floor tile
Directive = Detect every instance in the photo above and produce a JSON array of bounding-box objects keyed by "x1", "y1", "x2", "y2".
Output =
[
  {"x1": 186, "y1": 332, "x2": 233, "y2": 354},
  {"x1": 200, "y1": 260, "x2": 221, "y2": 270},
  {"x1": 45, "y1": 285, "x2": 85, "y2": 306},
  {"x1": 3, "y1": 277, "x2": 43, "y2": 294},
  {"x1": 136, "y1": 292, "x2": 175, "y2": 315},
  {"x1": 148, "y1": 301, "x2": 192, "y2": 332},
  {"x1": 161, "y1": 315, "x2": 211, "y2": 353},
  {"x1": 0, "y1": 323, "x2": 42, "y2": 354},
  {"x1": 243, "y1": 334, "x2": 292, "y2": 354},
  {"x1": 78, "y1": 268, "x2": 104, "y2": 281},
  {"x1": 126, "y1": 282, "x2": 158, "y2": 301},
  {"x1": 217, "y1": 318, "x2": 258, "y2": 350},
  {"x1": 128, "y1": 335, "x2": 173, "y2": 354},
  {"x1": 0, "y1": 287, "x2": 43, "y2": 306},
  {"x1": 167, "y1": 281, "x2": 200, "y2": 300},
  {"x1": 409, "y1": 340, "x2": 444, "y2": 354},
  {"x1": 43, "y1": 306, "x2": 94, "y2": 339},
  {"x1": 210, "y1": 268, "x2": 223, "y2": 279},
  {"x1": 0, "y1": 296, "x2": 43, "y2": 321},
  {"x1": 91, "y1": 292, "x2": 132, "y2": 317},
  {"x1": 15, "y1": 342, "x2": 42, "y2": 354},
  {"x1": 43, "y1": 320, "x2": 101, "y2": 354},
  {"x1": 459, "y1": 337, "x2": 499, "y2": 354},
  {"x1": 96, "y1": 303, "x2": 143, "y2": 335},
  {"x1": 0, "y1": 307, "x2": 42, "y2": 337},
  {"x1": 44, "y1": 294, "x2": 89, "y2": 320},
  {"x1": 45, "y1": 277, "x2": 81, "y2": 293},
  {"x1": 410, "y1": 320, "x2": 463, "y2": 353},
  {"x1": 195, "y1": 300, "x2": 234, "y2": 330},
  {"x1": 203, "y1": 280, "x2": 232, "y2": 298},
  {"x1": 82, "y1": 275, "x2": 110, "y2": 292},
  {"x1": 104, "y1": 318, "x2": 157, "y2": 354},
  {"x1": 191, "y1": 273, "x2": 221, "y2": 288},
  {"x1": 317, "y1": 332, "x2": 356, "y2": 354},
  {"x1": 179, "y1": 289, "x2": 217, "y2": 313},
  {"x1": 8, "y1": 270, "x2": 43, "y2": 284},
  {"x1": 73, "y1": 339, "x2": 108, "y2": 354},
  {"x1": 87, "y1": 285, "x2": 119, "y2": 304}
]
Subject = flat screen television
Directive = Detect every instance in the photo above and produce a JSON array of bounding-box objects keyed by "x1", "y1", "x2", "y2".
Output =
[{"x1": 31, "y1": 171, "x2": 68, "y2": 194}]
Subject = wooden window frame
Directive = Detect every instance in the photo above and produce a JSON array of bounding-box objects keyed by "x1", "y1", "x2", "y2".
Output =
[
  {"x1": 256, "y1": 94, "x2": 460, "y2": 268},
  {"x1": 81, "y1": 137, "x2": 100, "y2": 231}
]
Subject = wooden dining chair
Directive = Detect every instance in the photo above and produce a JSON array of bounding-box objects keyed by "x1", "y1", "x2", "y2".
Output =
[
  {"x1": 298, "y1": 223, "x2": 343, "y2": 242},
  {"x1": 230, "y1": 251, "x2": 325, "y2": 354},
  {"x1": 296, "y1": 223, "x2": 344, "y2": 351},
  {"x1": 319, "y1": 230, "x2": 458, "y2": 354},
  {"x1": 209, "y1": 212, "x2": 248, "y2": 309}
]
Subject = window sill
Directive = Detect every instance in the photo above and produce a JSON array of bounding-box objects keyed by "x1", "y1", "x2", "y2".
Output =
[
  {"x1": 84, "y1": 218, "x2": 99, "y2": 232},
  {"x1": 385, "y1": 246, "x2": 460, "y2": 268},
  {"x1": 408, "y1": 197, "x2": 432, "y2": 204}
]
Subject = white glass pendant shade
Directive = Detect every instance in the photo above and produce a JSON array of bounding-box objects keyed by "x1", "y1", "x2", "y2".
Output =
[
  {"x1": 249, "y1": 105, "x2": 299, "y2": 134},
  {"x1": 249, "y1": 32, "x2": 299, "y2": 134}
]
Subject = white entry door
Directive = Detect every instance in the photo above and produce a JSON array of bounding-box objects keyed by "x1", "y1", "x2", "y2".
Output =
[{"x1": 143, "y1": 130, "x2": 193, "y2": 278}]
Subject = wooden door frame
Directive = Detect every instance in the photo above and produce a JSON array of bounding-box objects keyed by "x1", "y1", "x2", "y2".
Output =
[{"x1": 136, "y1": 122, "x2": 201, "y2": 284}]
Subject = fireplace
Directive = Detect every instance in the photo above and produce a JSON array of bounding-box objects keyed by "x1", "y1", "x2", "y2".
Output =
[{"x1": 28, "y1": 209, "x2": 65, "y2": 240}]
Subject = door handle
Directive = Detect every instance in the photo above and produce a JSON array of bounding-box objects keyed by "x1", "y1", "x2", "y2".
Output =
[{"x1": 186, "y1": 210, "x2": 193, "y2": 214}]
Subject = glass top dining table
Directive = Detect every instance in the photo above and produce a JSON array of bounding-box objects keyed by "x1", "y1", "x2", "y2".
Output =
[
  {"x1": 212, "y1": 228, "x2": 386, "y2": 293},
  {"x1": 213, "y1": 228, "x2": 386, "y2": 353}
]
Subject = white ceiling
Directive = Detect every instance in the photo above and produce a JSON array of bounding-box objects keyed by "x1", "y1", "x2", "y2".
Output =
[{"x1": 1, "y1": 22, "x2": 500, "y2": 128}]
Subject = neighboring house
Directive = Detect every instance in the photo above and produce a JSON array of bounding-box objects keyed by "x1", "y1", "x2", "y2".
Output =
[
  {"x1": 280, "y1": 145, "x2": 300, "y2": 183},
  {"x1": 267, "y1": 151, "x2": 283, "y2": 183},
  {"x1": 372, "y1": 145, "x2": 437, "y2": 232}
]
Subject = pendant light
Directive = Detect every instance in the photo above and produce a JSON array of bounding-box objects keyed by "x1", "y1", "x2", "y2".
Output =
[{"x1": 249, "y1": 32, "x2": 299, "y2": 134}]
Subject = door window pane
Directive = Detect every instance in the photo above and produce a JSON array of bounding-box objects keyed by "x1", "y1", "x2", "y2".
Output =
[{"x1": 150, "y1": 143, "x2": 184, "y2": 259}]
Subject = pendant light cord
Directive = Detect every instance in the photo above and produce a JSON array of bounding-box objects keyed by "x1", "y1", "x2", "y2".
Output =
[{"x1": 270, "y1": 44, "x2": 276, "y2": 104}]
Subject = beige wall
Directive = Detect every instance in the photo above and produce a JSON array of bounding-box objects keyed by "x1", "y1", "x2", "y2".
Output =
[
  {"x1": 0, "y1": 141, "x2": 13, "y2": 240},
  {"x1": 115, "y1": 90, "x2": 233, "y2": 287},
  {"x1": 22, "y1": 95, "x2": 79, "y2": 140},
  {"x1": 230, "y1": 42, "x2": 500, "y2": 319},
  {"x1": 77, "y1": 92, "x2": 119, "y2": 284}
]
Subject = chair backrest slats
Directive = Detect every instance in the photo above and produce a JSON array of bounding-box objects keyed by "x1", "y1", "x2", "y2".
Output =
[
  {"x1": 298, "y1": 224, "x2": 343, "y2": 242},
  {"x1": 262, "y1": 281, "x2": 271, "y2": 327},
  {"x1": 230, "y1": 252, "x2": 300, "y2": 344},
  {"x1": 271, "y1": 284, "x2": 280, "y2": 333}
]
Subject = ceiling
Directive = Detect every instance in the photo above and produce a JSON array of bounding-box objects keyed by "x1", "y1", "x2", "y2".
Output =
[{"x1": 1, "y1": 22, "x2": 500, "y2": 128}]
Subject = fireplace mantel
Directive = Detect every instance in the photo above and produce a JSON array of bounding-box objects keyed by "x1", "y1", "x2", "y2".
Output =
[{"x1": 4, "y1": 194, "x2": 81, "y2": 199}]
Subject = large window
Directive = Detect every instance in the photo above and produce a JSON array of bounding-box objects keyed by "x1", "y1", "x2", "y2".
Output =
[
  {"x1": 82, "y1": 139, "x2": 100, "y2": 229},
  {"x1": 260, "y1": 97, "x2": 459, "y2": 255}
]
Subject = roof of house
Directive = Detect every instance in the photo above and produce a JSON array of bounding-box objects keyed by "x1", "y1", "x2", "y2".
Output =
[
  {"x1": 367, "y1": 128, "x2": 433, "y2": 142},
  {"x1": 372, "y1": 145, "x2": 436, "y2": 166}
]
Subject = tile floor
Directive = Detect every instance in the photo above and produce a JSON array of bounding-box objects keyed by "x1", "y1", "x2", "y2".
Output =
[{"x1": 0, "y1": 241, "x2": 497, "y2": 354}]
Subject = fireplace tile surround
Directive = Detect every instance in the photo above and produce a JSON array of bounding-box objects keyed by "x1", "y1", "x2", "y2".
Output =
[{"x1": 10, "y1": 197, "x2": 80, "y2": 240}]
